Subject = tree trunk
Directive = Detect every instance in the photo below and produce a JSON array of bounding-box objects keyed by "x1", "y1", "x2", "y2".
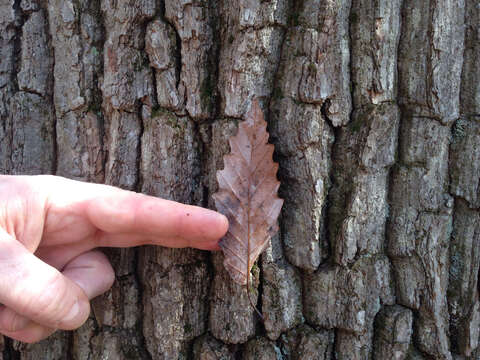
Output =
[{"x1": 0, "y1": 0, "x2": 478, "y2": 359}]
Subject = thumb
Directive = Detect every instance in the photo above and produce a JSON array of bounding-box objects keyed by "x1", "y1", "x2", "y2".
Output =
[{"x1": 0, "y1": 229, "x2": 90, "y2": 331}]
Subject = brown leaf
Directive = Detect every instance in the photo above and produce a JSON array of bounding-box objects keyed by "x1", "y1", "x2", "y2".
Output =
[{"x1": 213, "y1": 99, "x2": 283, "y2": 286}]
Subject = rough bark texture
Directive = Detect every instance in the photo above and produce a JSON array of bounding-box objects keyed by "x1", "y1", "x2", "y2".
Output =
[{"x1": 0, "y1": 0, "x2": 478, "y2": 359}]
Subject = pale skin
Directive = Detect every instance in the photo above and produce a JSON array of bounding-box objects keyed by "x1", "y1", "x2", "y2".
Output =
[{"x1": 0, "y1": 175, "x2": 228, "y2": 343}]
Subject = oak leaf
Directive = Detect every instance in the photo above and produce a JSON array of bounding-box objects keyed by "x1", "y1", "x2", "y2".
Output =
[{"x1": 213, "y1": 99, "x2": 283, "y2": 286}]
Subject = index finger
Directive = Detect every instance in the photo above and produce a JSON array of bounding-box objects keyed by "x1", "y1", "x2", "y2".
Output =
[
  {"x1": 83, "y1": 188, "x2": 228, "y2": 250},
  {"x1": 39, "y1": 176, "x2": 228, "y2": 250}
]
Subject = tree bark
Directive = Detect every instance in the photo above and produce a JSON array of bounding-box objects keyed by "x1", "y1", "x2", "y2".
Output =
[{"x1": 0, "y1": 0, "x2": 478, "y2": 359}]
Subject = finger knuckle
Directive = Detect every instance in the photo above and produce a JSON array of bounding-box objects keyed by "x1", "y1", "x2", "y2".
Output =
[
  {"x1": 33, "y1": 273, "x2": 70, "y2": 324},
  {"x1": 0, "y1": 308, "x2": 24, "y2": 332}
]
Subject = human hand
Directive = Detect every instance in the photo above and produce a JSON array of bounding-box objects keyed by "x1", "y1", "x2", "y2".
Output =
[{"x1": 0, "y1": 175, "x2": 228, "y2": 343}]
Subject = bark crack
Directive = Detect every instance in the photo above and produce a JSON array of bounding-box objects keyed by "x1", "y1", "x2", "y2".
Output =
[
  {"x1": 3, "y1": 337, "x2": 21, "y2": 360},
  {"x1": 134, "y1": 249, "x2": 154, "y2": 360},
  {"x1": 42, "y1": 0, "x2": 58, "y2": 175}
]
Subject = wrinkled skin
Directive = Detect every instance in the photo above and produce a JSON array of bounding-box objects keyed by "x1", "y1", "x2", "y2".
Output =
[{"x1": 0, "y1": 175, "x2": 228, "y2": 343}]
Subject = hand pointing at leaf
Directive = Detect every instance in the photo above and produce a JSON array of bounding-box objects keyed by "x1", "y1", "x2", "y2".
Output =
[{"x1": 0, "y1": 175, "x2": 228, "y2": 343}]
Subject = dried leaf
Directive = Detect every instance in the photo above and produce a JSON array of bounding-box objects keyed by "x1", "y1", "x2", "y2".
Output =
[{"x1": 213, "y1": 99, "x2": 283, "y2": 286}]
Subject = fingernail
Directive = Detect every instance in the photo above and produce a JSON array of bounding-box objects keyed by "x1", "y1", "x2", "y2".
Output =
[
  {"x1": 59, "y1": 300, "x2": 90, "y2": 330},
  {"x1": 217, "y1": 212, "x2": 228, "y2": 224},
  {"x1": 63, "y1": 301, "x2": 80, "y2": 323},
  {"x1": 219, "y1": 214, "x2": 229, "y2": 233}
]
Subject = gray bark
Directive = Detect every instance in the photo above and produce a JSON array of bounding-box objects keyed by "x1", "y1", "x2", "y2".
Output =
[{"x1": 0, "y1": 0, "x2": 479, "y2": 359}]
